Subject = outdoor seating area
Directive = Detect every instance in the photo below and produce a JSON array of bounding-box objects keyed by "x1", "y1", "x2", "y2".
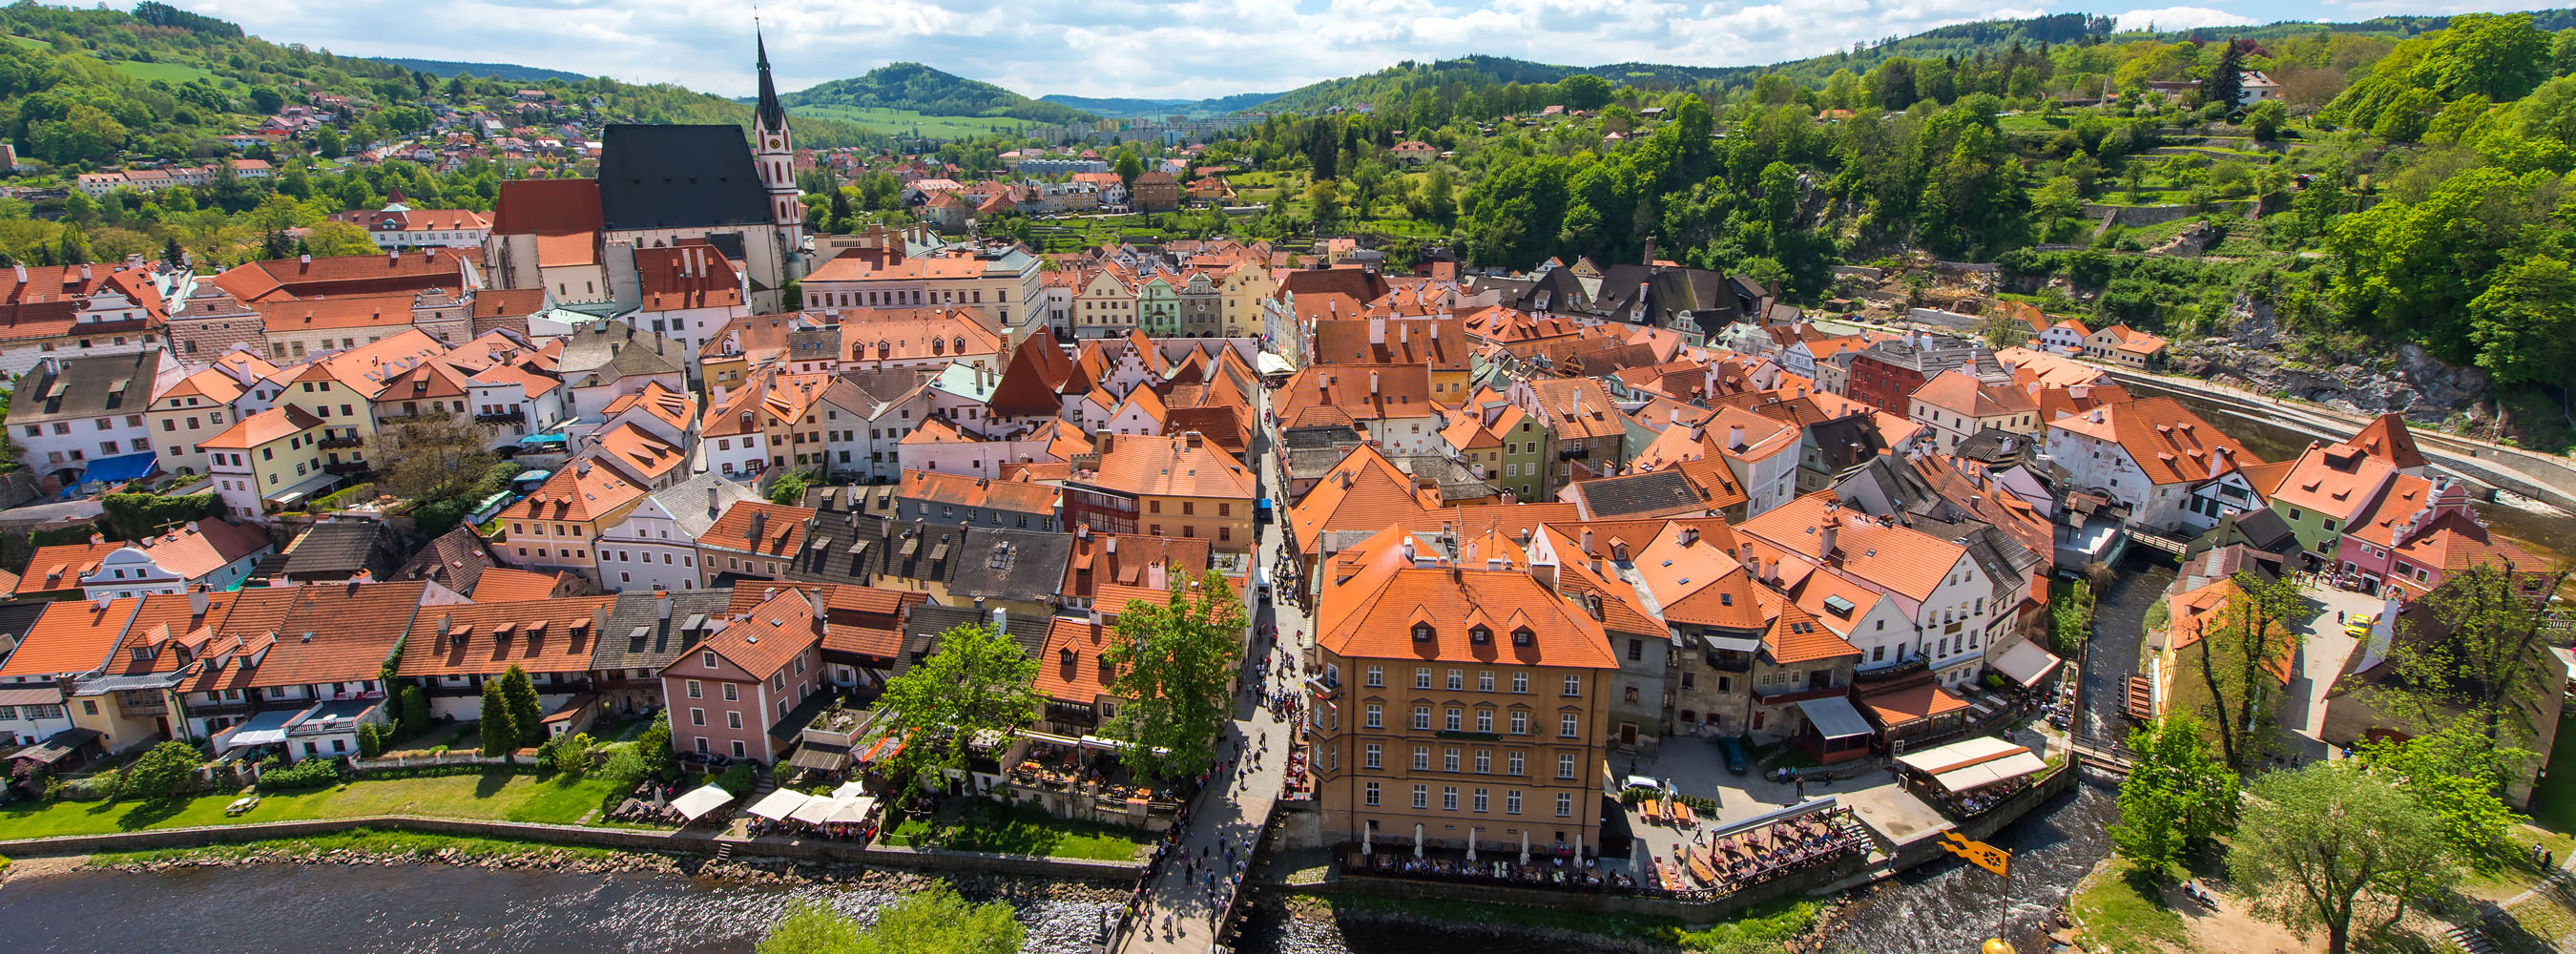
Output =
[
  {"x1": 1349, "y1": 842, "x2": 1630, "y2": 892},
  {"x1": 742, "y1": 782, "x2": 882, "y2": 841},
  {"x1": 604, "y1": 778, "x2": 699, "y2": 826},
  {"x1": 1892, "y1": 736, "x2": 2050, "y2": 819},
  {"x1": 1006, "y1": 735, "x2": 1162, "y2": 804},
  {"x1": 1657, "y1": 805, "x2": 1865, "y2": 900}
]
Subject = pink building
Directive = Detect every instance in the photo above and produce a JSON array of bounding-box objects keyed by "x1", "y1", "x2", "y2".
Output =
[
  {"x1": 657, "y1": 588, "x2": 826, "y2": 762},
  {"x1": 2340, "y1": 477, "x2": 2545, "y2": 599}
]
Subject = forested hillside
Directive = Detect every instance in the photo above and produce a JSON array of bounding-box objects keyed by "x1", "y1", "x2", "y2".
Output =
[
  {"x1": 779, "y1": 62, "x2": 1090, "y2": 124},
  {"x1": 0, "y1": 0, "x2": 878, "y2": 171}
]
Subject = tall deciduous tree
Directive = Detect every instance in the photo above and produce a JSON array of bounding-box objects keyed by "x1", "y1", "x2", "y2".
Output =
[
  {"x1": 477, "y1": 679, "x2": 516, "y2": 757},
  {"x1": 498, "y1": 664, "x2": 546, "y2": 748},
  {"x1": 1105, "y1": 570, "x2": 1247, "y2": 783},
  {"x1": 120, "y1": 740, "x2": 202, "y2": 802},
  {"x1": 876, "y1": 623, "x2": 1039, "y2": 792},
  {"x1": 2230, "y1": 763, "x2": 2456, "y2": 954},
  {"x1": 2109, "y1": 714, "x2": 2236, "y2": 869},
  {"x1": 2380, "y1": 562, "x2": 2574, "y2": 744},
  {"x1": 2357, "y1": 718, "x2": 2528, "y2": 868},
  {"x1": 2192, "y1": 570, "x2": 2311, "y2": 773},
  {"x1": 364, "y1": 413, "x2": 497, "y2": 500},
  {"x1": 756, "y1": 882, "x2": 1024, "y2": 954}
]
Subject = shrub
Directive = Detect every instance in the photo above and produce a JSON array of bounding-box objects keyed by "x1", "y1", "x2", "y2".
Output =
[
  {"x1": 634, "y1": 719, "x2": 675, "y2": 779},
  {"x1": 598, "y1": 746, "x2": 651, "y2": 788},
  {"x1": 716, "y1": 762, "x2": 756, "y2": 797},
  {"x1": 119, "y1": 740, "x2": 205, "y2": 802},
  {"x1": 541, "y1": 733, "x2": 592, "y2": 779},
  {"x1": 357, "y1": 722, "x2": 386, "y2": 758},
  {"x1": 257, "y1": 757, "x2": 345, "y2": 791},
  {"x1": 396, "y1": 684, "x2": 430, "y2": 739}
]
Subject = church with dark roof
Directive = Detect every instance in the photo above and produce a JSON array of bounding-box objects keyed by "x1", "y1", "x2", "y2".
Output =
[{"x1": 482, "y1": 31, "x2": 806, "y2": 314}]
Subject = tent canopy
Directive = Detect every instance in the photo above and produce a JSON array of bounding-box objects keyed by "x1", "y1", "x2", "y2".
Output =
[
  {"x1": 826, "y1": 795, "x2": 878, "y2": 824},
  {"x1": 1895, "y1": 736, "x2": 2050, "y2": 793},
  {"x1": 747, "y1": 788, "x2": 812, "y2": 820},
  {"x1": 1796, "y1": 695, "x2": 1875, "y2": 740},
  {"x1": 789, "y1": 794, "x2": 840, "y2": 825},
  {"x1": 79, "y1": 451, "x2": 158, "y2": 485},
  {"x1": 670, "y1": 784, "x2": 734, "y2": 820},
  {"x1": 1989, "y1": 639, "x2": 2062, "y2": 688},
  {"x1": 1926, "y1": 751, "x2": 2048, "y2": 793}
]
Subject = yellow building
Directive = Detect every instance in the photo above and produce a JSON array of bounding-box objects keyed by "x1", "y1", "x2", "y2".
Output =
[
  {"x1": 490, "y1": 459, "x2": 646, "y2": 583},
  {"x1": 1066, "y1": 431, "x2": 1257, "y2": 551},
  {"x1": 1218, "y1": 263, "x2": 1277, "y2": 339},
  {"x1": 203, "y1": 405, "x2": 330, "y2": 518},
  {"x1": 1308, "y1": 526, "x2": 1620, "y2": 859}
]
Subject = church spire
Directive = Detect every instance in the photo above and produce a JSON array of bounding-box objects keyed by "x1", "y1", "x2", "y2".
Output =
[{"x1": 754, "y1": 25, "x2": 786, "y2": 132}]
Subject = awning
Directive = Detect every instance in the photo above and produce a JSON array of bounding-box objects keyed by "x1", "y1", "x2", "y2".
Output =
[
  {"x1": 747, "y1": 788, "x2": 812, "y2": 821},
  {"x1": 1927, "y1": 751, "x2": 2048, "y2": 793},
  {"x1": 825, "y1": 795, "x2": 877, "y2": 824},
  {"x1": 1796, "y1": 696, "x2": 1875, "y2": 740},
  {"x1": 1256, "y1": 352, "x2": 1294, "y2": 375},
  {"x1": 218, "y1": 707, "x2": 301, "y2": 750},
  {"x1": 78, "y1": 451, "x2": 158, "y2": 485},
  {"x1": 1700, "y1": 633, "x2": 1764, "y2": 653},
  {"x1": 263, "y1": 470, "x2": 341, "y2": 507},
  {"x1": 0, "y1": 685, "x2": 62, "y2": 706},
  {"x1": 11, "y1": 727, "x2": 100, "y2": 764},
  {"x1": 786, "y1": 742, "x2": 852, "y2": 771},
  {"x1": 789, "y1": 794, "x2": 840, "y2": 825},
  {"x1": 1895, "y1": 736, "x2": 2048, "y2": 791},
  {"x1": 670, "y1": 783, "x2": 734, "y2": 820},
  {"x1": 1989, "y1": 639, "x2": 2063, "y2": 689}
]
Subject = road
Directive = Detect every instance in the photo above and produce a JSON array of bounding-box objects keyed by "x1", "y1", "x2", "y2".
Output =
[{"x1": 1116, "y1": 373, "x2": 1310, "y2": 954}]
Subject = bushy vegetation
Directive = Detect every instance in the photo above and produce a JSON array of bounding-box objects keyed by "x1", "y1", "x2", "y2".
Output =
[{"x1": 255, "y1": 755, "x2": 346, "y2": 792}]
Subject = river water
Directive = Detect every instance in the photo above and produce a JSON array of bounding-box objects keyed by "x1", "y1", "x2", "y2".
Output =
[{"x1": 0, "y1": 863, "x2": 1115, "y2": 954}]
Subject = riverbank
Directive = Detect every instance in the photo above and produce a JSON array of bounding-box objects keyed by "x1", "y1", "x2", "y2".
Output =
[{"x1": 1, "y1": 826, "x2": 1126, "y2": 906}]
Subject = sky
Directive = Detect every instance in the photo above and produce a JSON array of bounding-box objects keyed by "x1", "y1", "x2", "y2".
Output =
[{"x1": 167, "y1": 0, "x2": 2555, "y2": 101}]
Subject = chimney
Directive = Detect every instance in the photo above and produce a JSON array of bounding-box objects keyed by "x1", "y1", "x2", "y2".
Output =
[
  {"x1": 79, "y1": 263, "x2": 92, "y2": 282},
  {"x1": 188, "y1": 587, "x2": 210, "y2": 617},
  {"x1": 299, "y1": 253, "x2": 312, "y2": 265},
  {"x1": 658, "y1": 591, "x2": 674, "y2": 620},
  {"x1": 1642, "y1": 238, "x2": 1656, "y2": 266},
  {"x1": 593, "y1": 602, "x2": 612, "y2": 638},
  {"x1": 1369, "y1": 371, "x2": 1380, "y2": 395},
  {"x1": 990, "y1": 606, "x2": 1007, "y2": 634},
  {"x1": 708, "y1": 485, "x2": 721, "y2": 516},
  {"x1": 1727, "y1": 425, "x2": 1744, "y2": 451},
  {"x1": 810, "y1": 589, "x2": 827, "y2": 621},
  {"x1": 1400, "y1": 323, "x2": 1410, "y2": 346},
  {"x1": 1580, "y1": 528, "x2": 1595, "y2": 553},
  {"x1": 1368, "y1": 312, "x2": 1386, "y2": 345},
  {"x1": 575, "y1": 459, "x2": 591, "y2": 476},
  {"x1": 1818, "y1": 515, "x2": 1839, "y2": 560}
]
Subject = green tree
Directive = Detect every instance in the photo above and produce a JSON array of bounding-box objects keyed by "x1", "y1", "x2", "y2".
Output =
[
  {"x1": 875, "y1": 622, "x2": 1039, "y2": 793},
  {"x1": 398, "y1": 683, "x2": 430, "y2": 739},
  {"x1": 1305, "y1": 177, "x2": 1342, "y2": 228},
  {"x1": 357, "y1": 721, "x2": 386, "y2": 757},
  {"x1": 2379, "y1": 562, "x2": 2576, "y2": 743},
  {"x1": 756, "y1": 882, "x2": 1024, "y2": 954},
  {"x1": 498, "y1": 664, "x2": 546, "y2": 748},
  {"x1": 2357, "y1": 718, "x2": 2527, "y2": 868},
  {"x1": 2245, "y1": 99, "x2": 2288, "y2": 141},
  {"x1": 2109, "y1": 714, "x2": 2236, "y2": 869},
  {"x1": 249, "y1": 87, "x2": 284, "y2": 114},
  {"x1": 2204, "y1": 39, "x2": 2247, "y2": 109},
  {"x1": 634, "y1": 717, "x2": 675, "y2": 778},
  {"x1": 2192, "y1": 570, "x2": 2312, "y2": 773},
  {"x1": 300, "y1": 221, "x2": 378, "y2": 258},
  {"x1": 119, "y1": 740, "x2": 202, "y2": 803},
  {"x1": 2230, "y1": 763, "x2": 2457, "y2": 954},
  {"x1": 766, "y1": 471, "x2": 809, "y2": 506},
  {"x1": 1112, "y1": 150, "x2": 1143, "y2": 196},
  {"x1": 2465, "y1": 258, "x2": 2576, "y2": 387},
  {"x1": 312, "y1": 126, "x2": 343, "y2": 159},
  {"x1": 2410, "y1": 12, "x2": 2551, "y2": 103},
  {"x1": 1557, "y1": 73, "x2": 1614, "y2": 112},
  {"x1": 1104, "y1": 570, "x2": 1247, "y2": 784},
  {"x1": 364, "y1": 413, "x2": 497, "y2": 500},
  {"x1": 477, "y1": 679, "x2": 516, "y2": 757}
]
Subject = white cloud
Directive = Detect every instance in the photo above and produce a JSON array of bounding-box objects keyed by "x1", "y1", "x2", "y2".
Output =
[
  {"x1": 166, "y1": 0, "x2": 2085, "y2": 102},
  {"x1": 2111, "y1": 6, "x2": 2258, "y2": 32}
]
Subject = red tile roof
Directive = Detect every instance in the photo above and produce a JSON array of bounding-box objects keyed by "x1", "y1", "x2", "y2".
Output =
[
  {"x1": 396, "y1": 596, "x2": 618, "y2": 676},
  {"x1": 1317, "y1": 526, "x2": 1616, "y2": 669},
  {"x1": 18, "y1": 539, "x2": 126, "y2": 595}
]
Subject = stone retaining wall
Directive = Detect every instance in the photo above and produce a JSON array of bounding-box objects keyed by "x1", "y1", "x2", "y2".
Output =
[
  {"x1": 0, "y1": 815, "x2": 1145, "y2": 883},
  {"x1": 1313, "y1": 848, "x2": 1867, "y2": 923}
]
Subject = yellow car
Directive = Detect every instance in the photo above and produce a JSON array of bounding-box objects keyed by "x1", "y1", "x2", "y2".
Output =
[{"x1": 2343, "y1": 614, "x2": 2377, "y2": 638}]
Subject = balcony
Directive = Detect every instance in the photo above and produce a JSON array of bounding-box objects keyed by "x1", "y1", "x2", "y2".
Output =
[
  {"x1": 475, "y1": 408, "x2": 527, "y2": 424},
  {"x1": 323, "y1": 460, "x2": 369, "y2": 476},
  {"x1": 317, "y1": 434, "x2": 364, "y2": 449}
]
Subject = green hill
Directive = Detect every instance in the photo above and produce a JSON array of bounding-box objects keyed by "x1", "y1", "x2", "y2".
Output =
[
  {"x1": 368, "y1": 57, "x2": 590, "y2": 84},
  {"x1": 779, "y1": 62, "x2": 1091, "y2": 124},
  {"x1": 1040, "y1": 92, "x2": 1276, "y2": 118}
]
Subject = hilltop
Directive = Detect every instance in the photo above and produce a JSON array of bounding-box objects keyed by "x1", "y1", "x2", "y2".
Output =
[
  {"x1": 1040, "y1": 92, "x2": 1277, "y2": 118},
  {"x1": 367, "y1": 57, "x2": 591, "y2": 84},
  {"x1": 778, "y1": 62, "x2": 1091, "y2": 124}
]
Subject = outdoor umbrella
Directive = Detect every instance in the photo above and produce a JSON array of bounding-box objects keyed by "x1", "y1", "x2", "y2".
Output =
[
  {"x1": 1361, "y1": 824, "x2": 1371, "y2": 857},
  {"x1": 1520, "y1": 829, "x2": 1529, "y2": 865},
  {"x1": 1465, "y1": 827, "x2": 1478, "y2": 862},
  {"x1": 1413, "y1": 823, "x2": 1424, "y2": 860}
]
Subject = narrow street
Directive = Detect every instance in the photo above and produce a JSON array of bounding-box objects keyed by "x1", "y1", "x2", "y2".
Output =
[{"x1": 1116, "y1": 368, "x2": 1310, "y2": 954}]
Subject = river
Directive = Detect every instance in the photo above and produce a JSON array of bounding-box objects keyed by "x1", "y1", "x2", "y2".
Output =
[{"x1": 0, "y1": 863, "x2": 1115, "y2": 954}]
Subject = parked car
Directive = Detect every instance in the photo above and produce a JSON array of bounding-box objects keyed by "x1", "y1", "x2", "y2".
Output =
[{"x1": 1717, "y1": 736, "x2": 1750, "y2": 776}]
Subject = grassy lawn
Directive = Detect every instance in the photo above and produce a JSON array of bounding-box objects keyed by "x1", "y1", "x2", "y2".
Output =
[
  {"x1": 784, "y1": 104, "x2": 1035, "y2": 140},
  {"x1": 2070, "y1": 858, "x2": 2198, "y2": 954},
  {"x1": 882, "y1": 799, "x2": 1144, "y2": 861},
  {"x1": 87, "y1": 827, "x2": 620, "y2": 866},
  {"x1": 101, "y1": 59, "x2": 218, "y2": 84},
  {"x1": 0, "y1": 770, "x2": 619, "y2": 838},
  {"x1": 2463, "y1": 825, "x2": 2576, "y2": 901}
]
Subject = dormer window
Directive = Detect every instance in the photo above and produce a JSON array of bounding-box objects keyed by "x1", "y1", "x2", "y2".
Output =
[
  {"x1": 1511, "y1": 628, "x2": 1534, "y2": 646},
  {"x1": 1469, "y1": 626, "x2": 1491, "y2": 645},
  {"x1": 1411, "y1": 623, "x2": 1435, "y2": 642}
]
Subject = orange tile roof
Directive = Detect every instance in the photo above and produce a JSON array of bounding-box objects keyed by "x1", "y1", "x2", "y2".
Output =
[
  {"x1": 2050, "y1": 397, "x2": 2260, "y2": 487},
  {"x1": 1317, "y1": 526, "x2": 1616, "y2": 669},
  {"x1": 602, "y1": 381, "x2": 695, "y2": 432},
  {"x1": 702, "y1": 502, "x2": 815, "y2": 559},
  {"x1": 592, "y1": 422, "x2": 688, "y2": 483},
  {"x1": 18, "y1": 539, "x2": 127, "y2": 595},
  {"x1": 217, "y1": 580, "x2": 427, "y2": 691},
  {"x1": 1861, "y1": 680, "x2": 1970, "y2": 725},
  {"x1": 502, "y1": 463, "x2": 643, "y2": 524},
  {"x1": 2270, "y1": 440, "x2": 2396, "y2": 518},
  {"x1": 396, "y1": 596, "x2": 618, "y2": 677},
  {"x1": 1035, "y1": 615, "x2": 1120, "y2": 704},
  {"x1": 698, "y1": 588, "x2": 824, "y2": 677},
  {"x1": 200, "y1": 405, "x2": 322, "y2": 450},
  {"x1": 0, "y1": 597, "x2": 135, "y2": 677},
  {"x1": 634, "y1": 245, "x2": 743, "y2": 311},
  {"x1": 900, "y1": 468, "x2": 1061, "y2": 514},
  {"x1": 470, "y1": 568, "x2": 573, "y2": 602},
  {"x1": 2348, "y1": 473, "x2": 2436, "y2": 549},
  {"x1": 2389, "y1": 510, "x2": 2547, "y2": 587},
  {"x1": 121, "y1": 519, "x2": 272, "y2": 582},
  {"x1": 255, "y1": 293, "x2": 423, "y2": 333},
  {"x1": 1737, "y1": 491, "x2": 1965, "y2": 602},
  {"x1": 1089, "y1": 432, "x2": 1255, "y2": 500},
  {"x1": 1911, "y1": 368, "x2": 2036, "y2": 418},
  {"x1": 1761, "y1": 595, "x2": 1858, "y2": 664}
]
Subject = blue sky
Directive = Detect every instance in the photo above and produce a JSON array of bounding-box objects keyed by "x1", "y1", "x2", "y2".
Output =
[{"x1": 167, "y1": 0, "x2": 2552, "y2": 100}]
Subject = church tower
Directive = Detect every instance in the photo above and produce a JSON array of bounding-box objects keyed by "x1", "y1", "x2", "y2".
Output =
[{"x1": 752, "y1": 28, "x2": 803, "y2": 247}]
